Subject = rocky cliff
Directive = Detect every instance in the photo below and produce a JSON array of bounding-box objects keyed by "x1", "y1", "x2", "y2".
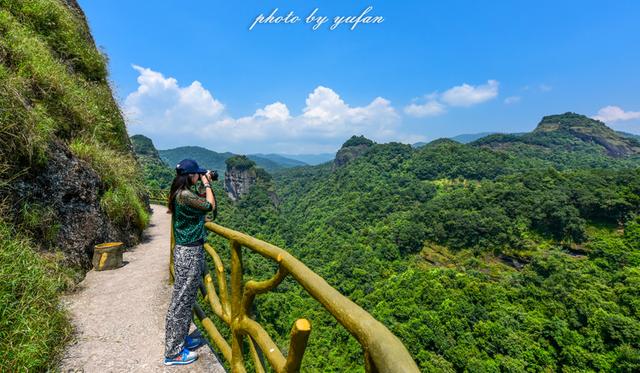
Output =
[
  {"x1": 223, "y1": 155, "x2": 278, "y2": 205},
  {"x1": 334, "y1": 135, "x2": 375, "y2": 169},
  {"x1": 14, "y1": 140, "x2": 141, "y2": 269},
  {"x1": 224, "y1": 155, "x2": 258, "y2": 201}
]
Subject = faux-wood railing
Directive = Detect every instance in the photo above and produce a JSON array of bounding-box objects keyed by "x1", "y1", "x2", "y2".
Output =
[{"x1": 167, "y1": 214, "x2": 419, "y2": 372}]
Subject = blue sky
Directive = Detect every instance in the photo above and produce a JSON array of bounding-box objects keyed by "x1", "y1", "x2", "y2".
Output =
[{"x1": 79, "y1": 0, "x2": 640, "y2": 154}]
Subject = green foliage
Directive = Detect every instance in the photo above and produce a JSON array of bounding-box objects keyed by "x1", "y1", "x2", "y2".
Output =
[
  {"x1": 206, "y1": 136, "x2": 640, "y2": 371},
  {"x1": 226, "y1": 154, "x2": 256, "y2": 170},
  {"x1": 342, "y1": 135, "x2": 374, "y2": 148},
  {"x1": 0, "y1": 218, "x2": 74, "y2": 371},
  {"x1": 130, "y1": 135, "x2": 174, "y2": 190},
  {"x1": 19, "y1": 201, "x2": 61, "y2": 248},
  {"x1": 70, "y1": 139, "x2": 149, "y2": 230}
]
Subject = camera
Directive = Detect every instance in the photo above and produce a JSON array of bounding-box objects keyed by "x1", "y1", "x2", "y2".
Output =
[{"x1": 206, "y1": 170, "x2": 219, "y2": 181}]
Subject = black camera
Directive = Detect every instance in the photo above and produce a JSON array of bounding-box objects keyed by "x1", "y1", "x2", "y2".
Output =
[{"x1": 206, "y1": 170, "x2": 219, "y2": 181}]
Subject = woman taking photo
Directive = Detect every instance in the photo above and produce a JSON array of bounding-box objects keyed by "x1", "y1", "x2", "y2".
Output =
[{"x1": 164, "y1": 159, "x2": 217, "y2": 366}]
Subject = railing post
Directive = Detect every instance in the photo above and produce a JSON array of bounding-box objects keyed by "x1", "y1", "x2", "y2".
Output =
[{"x1": 230, "y1": 239, "x2": 246, "y2": 372}]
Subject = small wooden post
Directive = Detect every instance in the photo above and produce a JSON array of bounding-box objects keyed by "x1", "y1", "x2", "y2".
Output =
[
  {"x1": 283, "y1": 319, "x2": 311, "y2": 373},
  {"x1": 92, "y1": 242, "x2": 123, "y2": 271}
]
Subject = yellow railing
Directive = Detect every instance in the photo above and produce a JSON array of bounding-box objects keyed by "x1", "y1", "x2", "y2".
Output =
[
  {"x1": 169, "y1": 220, "x2": 420, "y2": 372},
  {"x1": 147, "y1": 188, "x2": 168, "y2": 206}
]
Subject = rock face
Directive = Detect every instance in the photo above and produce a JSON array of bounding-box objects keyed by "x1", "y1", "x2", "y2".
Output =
[
  {"x1": 224, "y1": 166, "x2": 257, "y2": 201},
  {"x1": 333, "y1": 135, "x2": 375, "y2": 169},
  {"x1": 533, "y1": 113, "x2": 640, "y2": 157},
  {"x1": 223, "y1": 156, "x2": 258, "y2": 201},
  {"x1": 13, "y1": 140, "x2": 140, "y2": 270}
]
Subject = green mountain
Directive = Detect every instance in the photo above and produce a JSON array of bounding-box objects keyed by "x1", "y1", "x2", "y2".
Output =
[
  {"x1": 474, "y1": 112, "x2": 640, "y2": 156},
  {"x1": 273, "y1": 153, "x2": 334, "y2": 165},
  {"x1": 250, "y1": 153, "x2": 308, "y2": 167},
  {"x1": 160, "y1": 146, "x2": 231, "y2": 175},
  {"x1": 159, "y1": 146, "x2": 304, "y2": 175},
  {"x1": 130, "y1": 135, "x2": 174, "y2": 190},
  {"x1": 211, "y1": 114, "x2": 640, "y2": 371},
  {"x1": 450, "y1": 131, "x2": 499, "y2": 144}
]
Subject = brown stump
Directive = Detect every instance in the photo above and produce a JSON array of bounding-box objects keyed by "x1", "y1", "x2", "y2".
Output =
[{"x1": 92, "y1": 242, "x2": 124, "y2": 271}]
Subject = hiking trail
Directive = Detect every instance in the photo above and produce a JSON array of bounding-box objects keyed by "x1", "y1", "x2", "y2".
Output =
[{"x1": 59, "y1": 204, "x2": 225, "y2": 372}]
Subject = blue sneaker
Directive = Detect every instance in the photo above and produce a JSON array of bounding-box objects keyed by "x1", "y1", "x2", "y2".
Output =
[
  {"x1": 164, "y1": 348, "x2": 198, "y2": 366},
  {"x1": 185, "y1": 335, "x2": 206, "y2": 350}
]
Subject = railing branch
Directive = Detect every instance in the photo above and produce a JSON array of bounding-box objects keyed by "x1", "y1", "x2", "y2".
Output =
[
  {"x1": 193, "y1": 303, "x2": 232, "y2": 363},
  {"x1": 248, "y1": 336, "x2": 267, "y2": 373},
  {"x1": 239, "y1": 317, "x2": 286, "y2": 372},
  {"x1": 242, "y1": 261, "x2": 288, "y2": 316},
  {"x1": 205, "y1": 222, "x2": 419, "y2": 373},
  {"x1": 204, "y1": 243, "x2": 231, "y2": 316}
]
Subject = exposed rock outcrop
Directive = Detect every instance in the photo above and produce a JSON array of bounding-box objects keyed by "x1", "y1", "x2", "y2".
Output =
[
  {"x1": 224, "y1": 156, "x2": 258, "y2": 201},
  {"x1": 533, "y1": 113, "x2": 640, "y2": 157},
  {"x1": 333, "y1": 135, "x2": 375, "y2": 169},
  {"x1": 13, "y1": 140, "x2": 140, "y2": 269},
  {"x1": 223, "y1": 155, "x2": 279, "y2": 205}
]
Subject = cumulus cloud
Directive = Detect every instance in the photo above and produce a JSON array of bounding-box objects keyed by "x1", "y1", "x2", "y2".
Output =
[
  {"x1": 404, "y1": 80, "x2": 499, "y2": 118},
  {"x1": 124, "y1": 66, "x2": 414, "y2": 153},
  {"x1": 441, "y1": 80, "x2": 499, "y2": 107},
  {"x1": 593, "y1": 106, "x2": 640, "y2": 123},
  {"x1": 404, "y1": 100, "x2": 446, "y2": 117}
]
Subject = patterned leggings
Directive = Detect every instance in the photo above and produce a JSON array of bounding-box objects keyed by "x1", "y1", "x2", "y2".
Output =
[{"x1": 164, "y1": 244, "x2": 204, "y2": 358}]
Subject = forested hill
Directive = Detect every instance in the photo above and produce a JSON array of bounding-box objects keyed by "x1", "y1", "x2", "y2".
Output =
[
  {"x1": 209, "y1": 114, "x2": 640, "y2": 371},
  {"x1": 0, "y1": 1, "x2": 149, "y2": 370},
  {"x1": 472, "y1": 112, "x2": 640, "y2": 167}
]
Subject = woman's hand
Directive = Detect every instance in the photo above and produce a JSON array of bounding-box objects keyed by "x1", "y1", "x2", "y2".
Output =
[{"x1": 200, "y1": 174, "x2": 209, "y2": 184}]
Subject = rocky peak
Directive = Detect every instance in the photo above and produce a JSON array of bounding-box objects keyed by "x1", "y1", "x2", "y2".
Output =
[
  {"x1": 224, "y1": 155, "x2": 258, "y2": 201},
  {"x1": 534, "y1": 112, "x2": 640, "y2": 156},
  {"x1": 130, "y1": 134, "x2": 160, "y2": 159},
  {"x1": 334, "y1": 135, "x2": 375, "y2": 169}
]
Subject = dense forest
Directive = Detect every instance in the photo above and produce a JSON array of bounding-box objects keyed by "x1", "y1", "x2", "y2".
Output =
[{"x1": 170, "y1": 113, "x2": 640, "y2": 372}]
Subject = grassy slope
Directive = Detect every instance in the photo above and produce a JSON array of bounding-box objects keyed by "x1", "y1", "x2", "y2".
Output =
[{"x1": 0, "y1": 0, "x2": 148, "y2": 370}]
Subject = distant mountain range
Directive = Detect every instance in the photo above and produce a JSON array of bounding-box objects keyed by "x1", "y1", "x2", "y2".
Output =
[
  {"x1": 157, "y1": 146, "x2": 327, "y2": 175},
  {"x1": 272, "y1": 153, "x2": 334, "y2": 165},
  {"x1": 140, "y1": 114, "x2": 640, "y2": 176},
  {"x1": 413, "y1": 123, "x2": 640, "y2": 148}
]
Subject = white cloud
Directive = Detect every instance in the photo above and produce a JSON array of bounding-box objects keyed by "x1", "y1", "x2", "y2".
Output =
[
  {"x1": 441, "y1": 80, "x2": 499, "y2": 107},
  {"x1": 404, "y1": 100, "x2": 446, "y2": 117},
  {"x1": 593, "y1": 106, "x2": 640, "y2": 123},
  {"x1": 124, "y1": 66, "x2": 413, "y2": 153},
  {"x1": 504, "y1": 96, "x2": 521, "y2": 104},
  {"x1": 404, "y1": 80, "x2": 499, "y2": 118}
]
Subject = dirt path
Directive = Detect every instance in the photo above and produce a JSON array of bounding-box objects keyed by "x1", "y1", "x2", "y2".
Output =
[{"x1": 59, "y1": 205, "x2": 225, "y2": 372}]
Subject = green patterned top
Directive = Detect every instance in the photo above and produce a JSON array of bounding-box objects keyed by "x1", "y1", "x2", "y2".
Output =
[{"x1": 172, "y1": 183, "x2": 214, "y2": 245}]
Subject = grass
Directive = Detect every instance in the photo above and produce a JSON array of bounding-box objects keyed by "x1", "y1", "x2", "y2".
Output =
[
  {"x1": 0, "y1": 1, "x2": 150, "y2": 369},
  {"x1": 0, "y1": 218, "x2": 74, "y2": 371},
  {"x1": 70, "y1": 138, "x2": 150, "y2": 230}
]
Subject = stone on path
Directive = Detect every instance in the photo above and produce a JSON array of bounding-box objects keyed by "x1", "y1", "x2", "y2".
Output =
[{"x1": 59, "y1": 204, "x2": 225, "y2": 372}]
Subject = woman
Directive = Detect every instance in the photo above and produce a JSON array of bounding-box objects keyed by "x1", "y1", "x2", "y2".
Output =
[{"x1": 163, "y1": 159, "x2": 217, "y2": 366}]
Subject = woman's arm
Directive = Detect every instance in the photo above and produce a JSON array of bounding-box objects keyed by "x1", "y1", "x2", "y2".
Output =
[{"x1": 200, "y1": 173, "x2": 216, "y2": 211}]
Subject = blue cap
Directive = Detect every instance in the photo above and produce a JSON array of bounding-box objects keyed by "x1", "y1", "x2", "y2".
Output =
[{"x1": 176, "y1": 159, "x2": 207, "y2": 175}]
